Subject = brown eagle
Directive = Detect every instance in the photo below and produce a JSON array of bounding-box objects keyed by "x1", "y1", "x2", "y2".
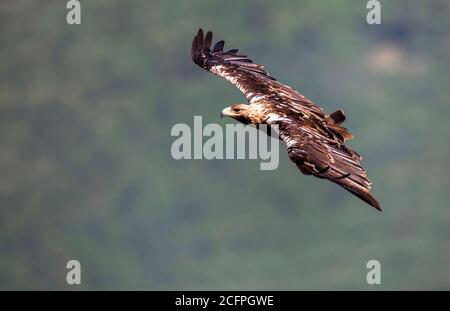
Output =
[{"x1": 191, "y1": 29, "x2": 381, "y2": 211}]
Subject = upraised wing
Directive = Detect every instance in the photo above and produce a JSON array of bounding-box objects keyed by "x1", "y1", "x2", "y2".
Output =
[{"x1": 191, "y1": 29, "x2": 325, "y2": 118}]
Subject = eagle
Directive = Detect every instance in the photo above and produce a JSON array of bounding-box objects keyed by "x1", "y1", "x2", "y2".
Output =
[{"x1": 191, "y1": 29, "x2": 381, "y2": 211}]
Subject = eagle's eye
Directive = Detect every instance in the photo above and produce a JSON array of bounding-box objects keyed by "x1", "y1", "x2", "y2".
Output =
[{"x1": 233, "y1": 107, "x2": 241, "y2": 112}]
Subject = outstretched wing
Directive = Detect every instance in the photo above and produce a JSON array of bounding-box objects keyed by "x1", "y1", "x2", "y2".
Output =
[
  {"x1": 271, "y1": 117, "x2": 381, "y2": 211},
  {"x1": 191, "y1": 29, "x2": 325, "y2": 117}
]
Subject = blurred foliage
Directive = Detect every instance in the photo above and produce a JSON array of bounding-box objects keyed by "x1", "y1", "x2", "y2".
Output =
[{"x1": 1, "y1": 0, "x2": 450, "y2": 290}]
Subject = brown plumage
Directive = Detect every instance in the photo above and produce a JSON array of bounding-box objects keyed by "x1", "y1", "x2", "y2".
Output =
[{"x1": 191, "y1": 29, "x2": 381, "y2": 211}]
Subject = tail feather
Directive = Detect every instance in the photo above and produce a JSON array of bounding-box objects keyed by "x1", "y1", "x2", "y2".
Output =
[
  {"x1": 326, "y1": 109, "x2": 353, "y2": 142},
  {"x1": 326, "y1": 124, "x2": 354, "y2": 141},
  {"x1": 330, "y1": 109, "x2": 346, "y2": 124}
]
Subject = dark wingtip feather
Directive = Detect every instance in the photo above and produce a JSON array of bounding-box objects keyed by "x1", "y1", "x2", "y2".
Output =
[
  {"x1": 212, "y1": 40, "x2": 225, "y2": 53},
  {"x1": 191, "y1": 29, "x2": 273, "y2": 78},
  {"x1": 197, "y1": 29, "x2": 204, "y2": 49},
  {"x1": 205, "y1": 31, "x2": 213, "y2": 50},
  {"x1": 191, "y1": 35, "x2": 198, "y2": 57}
]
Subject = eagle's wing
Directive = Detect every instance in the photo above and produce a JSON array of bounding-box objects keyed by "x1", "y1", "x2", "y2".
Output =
[
  {"x1": 191, "y1": 29, "x2": 325, "y2": 118},
  {"x1": 270, "y1": 116, "x2": 381, "y2": 211}
]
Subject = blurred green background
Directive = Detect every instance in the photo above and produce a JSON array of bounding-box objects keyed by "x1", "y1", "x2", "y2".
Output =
[{"x1": 1, "y1": 0, "x2": 450, "y2": 290}]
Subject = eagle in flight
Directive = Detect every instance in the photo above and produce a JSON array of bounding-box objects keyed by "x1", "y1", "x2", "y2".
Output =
[{"x1": 191, "y1": 29, "x2": 381, "y2": 211}]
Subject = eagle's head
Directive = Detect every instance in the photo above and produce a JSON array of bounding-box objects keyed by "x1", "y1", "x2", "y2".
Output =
[{"x1": 220, "y1": 104, "x2": 259, "y2": 125}]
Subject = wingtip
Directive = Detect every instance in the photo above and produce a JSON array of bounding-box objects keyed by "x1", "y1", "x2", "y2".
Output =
[
  {"x1": 339, "y1": 182, "x2": 382, "y2": 212},
  {"x1": 193, "y1": 28, "x2": 214, "y2": 52},
  {"x1": 205, "y1": 31, "x2": 213, "y2": 49},
  {"x1": 373, "y1": 203, "x2": 382, "y2": 212},
  {"x1": 367, "y1": 194, "x2": 382, "y2": 212},
  {"x1": 192, "y1": 28, "x2": 207, "y2": 59}
]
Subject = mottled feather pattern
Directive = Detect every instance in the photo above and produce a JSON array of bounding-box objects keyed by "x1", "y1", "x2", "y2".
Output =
[{"x1": 191, "y1": 29, "x2": 380, "y2": 211}]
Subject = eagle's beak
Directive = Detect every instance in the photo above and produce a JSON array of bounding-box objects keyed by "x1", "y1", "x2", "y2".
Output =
[{"x1": 221, "y1": 107, "x2": 234, "y2": 119}]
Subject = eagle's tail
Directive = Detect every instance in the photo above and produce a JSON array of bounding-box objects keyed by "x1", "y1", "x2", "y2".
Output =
[
  {"x1": 330, "y1": 109, "x2": 346, "y2": 124},
  {"x1": 326, "y1": 109, "x2": 353, "y2": 142}
]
